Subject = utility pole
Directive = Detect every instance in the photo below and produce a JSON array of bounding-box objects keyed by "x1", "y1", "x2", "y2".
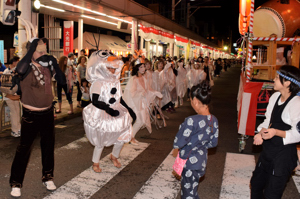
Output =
[
  {"x1": 187, "y1": 4, "x2": 221, "y2": 29},
  {"x1": 172, "y1": 0, "x2": 182, "y2": 20}
]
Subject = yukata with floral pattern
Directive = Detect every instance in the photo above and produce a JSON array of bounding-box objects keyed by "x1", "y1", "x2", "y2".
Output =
[{"x1": 174, "y1": 114, "x2": 218, "y2": 199}]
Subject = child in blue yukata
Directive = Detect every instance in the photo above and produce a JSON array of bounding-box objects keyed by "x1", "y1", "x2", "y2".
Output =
[{"x1": 173, "y1": 81, "x2": 219, "y2": 199}]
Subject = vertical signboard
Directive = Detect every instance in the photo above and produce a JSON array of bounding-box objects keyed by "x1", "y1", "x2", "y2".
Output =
[{"x1": 63, "y1": 21, "x2": 74, "y2": 56}]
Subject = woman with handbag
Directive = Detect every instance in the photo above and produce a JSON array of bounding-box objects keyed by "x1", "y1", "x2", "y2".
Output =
[{"x1": 173, "y1": 81, "x2": 219, "y2": 199}]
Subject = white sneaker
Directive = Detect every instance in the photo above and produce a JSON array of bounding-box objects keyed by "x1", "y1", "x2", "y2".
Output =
[
  {"x1": 11, "y1": 187, "x2": 21, "y2": 197},
  {"x1": 11, "y1": 131, "x2": 20, "y2": 138},
  {"x1": 43, "y1": 181, "x2": 57, "y2": 191}
]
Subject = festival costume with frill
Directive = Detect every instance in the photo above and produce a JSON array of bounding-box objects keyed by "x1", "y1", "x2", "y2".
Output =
[
  {"x1": 159, "y1": 63, "x2": 175, "y2": 107},
  {"x1": 176, "y1": 63, "x2": 187, "y2": 99},
  {"x1": 186, "y1": 68, "x2": 206, "y2": 89},
  {"x1": 83, "y1": 51, "x2": 132, "y2": 148},
  {"x1": 123, "y1": 75, "x2": 162, "y2": 135}
]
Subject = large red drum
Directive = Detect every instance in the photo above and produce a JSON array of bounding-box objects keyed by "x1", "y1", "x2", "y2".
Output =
[{"x1": 253, "y1": 0, "x2": 300, "y2": 37}]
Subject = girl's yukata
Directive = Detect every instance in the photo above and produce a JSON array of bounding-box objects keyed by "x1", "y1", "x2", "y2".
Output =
[{"x1": 174, "y1": 115, "x2": 219, "y2": 199}]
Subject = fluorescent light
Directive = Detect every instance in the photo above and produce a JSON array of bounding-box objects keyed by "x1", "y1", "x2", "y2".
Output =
[
  {"x1": 34, "y1": 0, "x2": 41, "y2": 9},
  {"x1": 41, "y1": 4, "x2": 65, "y2": 12},
  {"x1": 81, "y1": 15, "x2": 117, "y2": 26},
  {"x1": 53, "y1": 0, "x2": 131, "y2": 23}
]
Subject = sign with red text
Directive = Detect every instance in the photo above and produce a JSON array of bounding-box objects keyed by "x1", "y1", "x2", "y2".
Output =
[{"x1": 63, "y1": 21, "x2": 74, "y2": 56}]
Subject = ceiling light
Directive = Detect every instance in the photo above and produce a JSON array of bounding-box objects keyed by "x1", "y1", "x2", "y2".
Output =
[
  {"x1": 53, "y1": 0, "x2": 132, "y2": 24},
  {"x1": 40, "y1": 4, "x2": 65, "y2": 12},
  {"x1": 81, "y1": 15, "x2": 118, "y2": 26}
]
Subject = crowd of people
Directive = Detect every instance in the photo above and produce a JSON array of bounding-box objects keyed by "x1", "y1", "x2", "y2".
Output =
[
  {"x1": 0, "y1": 43, "x2": 235, "y2": 197},
  {"x1": 2, "y1": 39, "x2": 300, "y2": 199}
]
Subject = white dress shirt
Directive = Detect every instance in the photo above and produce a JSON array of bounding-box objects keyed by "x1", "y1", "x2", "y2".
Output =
[{"x1": 257, "y1": 92, "x2": 300, "y2": 145}]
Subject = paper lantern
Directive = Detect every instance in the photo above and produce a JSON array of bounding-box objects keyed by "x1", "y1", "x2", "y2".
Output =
[
  {"x1": 240, "y1": 0, "x2": 251, "y2": 17},
  {"x1": 239, "y1": 0, "x2": 252, "y2": 35},
  {"x1": 239, "y1": 13, "x2": 250, "y2": 35}
]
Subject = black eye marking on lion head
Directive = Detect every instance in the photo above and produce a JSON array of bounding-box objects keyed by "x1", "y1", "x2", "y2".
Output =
[{"x1": 96, "y1": 50, "x2": 109, "y2": 58}]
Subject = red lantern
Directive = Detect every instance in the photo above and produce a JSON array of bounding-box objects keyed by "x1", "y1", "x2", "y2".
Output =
[
  {"x1": 240, "y1": 0, "x2": 251, "y2": 17},
  {"x1": 239, "y1": 0, "x2": 251, "y2": 35},
  {"x1": 239, "y1": 13, "x2": 250, "y2": 35}
]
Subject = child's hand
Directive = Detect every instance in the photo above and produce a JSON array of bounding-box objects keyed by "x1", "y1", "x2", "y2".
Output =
[
  {"x1": 253, "y1": 134, "x2": 263, "y2": 145},
  {"x1": 261, "y1": 128, "x2": 276, "y2": 140}
]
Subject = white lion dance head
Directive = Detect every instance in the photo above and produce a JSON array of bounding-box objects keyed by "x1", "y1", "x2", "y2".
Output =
[{"x1": 86, "y1": 50, "x2": 123, "y2": 83}]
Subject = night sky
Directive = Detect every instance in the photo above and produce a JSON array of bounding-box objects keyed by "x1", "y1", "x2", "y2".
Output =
[
  {"x1": 134, "y1": 0, "x2": 270, "y2": 49},
  {"x1": 196, "y1": 0, "x2": 270, "y2": 43}
]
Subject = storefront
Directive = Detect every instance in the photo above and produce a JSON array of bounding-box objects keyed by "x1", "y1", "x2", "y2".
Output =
[{"x1": 73, "y1": 32, "x2": 130, "y2": 56}]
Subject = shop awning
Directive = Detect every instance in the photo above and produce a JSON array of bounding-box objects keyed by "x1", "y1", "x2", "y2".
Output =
[{"x1": 73, "y1": 32, "x2": 128, "y2": 52}]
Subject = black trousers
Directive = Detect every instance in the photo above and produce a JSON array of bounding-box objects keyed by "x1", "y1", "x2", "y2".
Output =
[
  {"x1": 76, "y1": 81, "x2": 82, "y2": 103},
  {"x1": 250, "y1": 165, "x2": 291, "y2": 199},
  {"x1": 81, "y1": 100, "x2": 90, "y2": 108},
  {"x1": 10, "y1": 106, "x2": 55, "y2": 188},
  {"x1": 57, "y1": 83, "x2": 72, "y2": 104}
]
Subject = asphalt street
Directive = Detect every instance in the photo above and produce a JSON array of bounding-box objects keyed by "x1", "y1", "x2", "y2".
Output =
[{"x1": 0, "y1": 65, "x2": 299, "y2": 199}]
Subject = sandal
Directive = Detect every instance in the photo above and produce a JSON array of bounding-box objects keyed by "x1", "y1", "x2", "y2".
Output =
[
  {"x1": 109, "y1": 154, "x2": 121, "y2": 168},
  {"x1": 55, "y1": 109, "x2": 61, "y2": 113},
  {"x1": 68, "y1": 111, "x2": 74, "y2": 115},
  {"x1": 92, "y1": 163, "x2": 102, "y2": 173}
]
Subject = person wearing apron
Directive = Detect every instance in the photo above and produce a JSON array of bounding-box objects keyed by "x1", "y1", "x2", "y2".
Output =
[{"x1": 250, "y1": 65, "x2": 300, "y2": 199}]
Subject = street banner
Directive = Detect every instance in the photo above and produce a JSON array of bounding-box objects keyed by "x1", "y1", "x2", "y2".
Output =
[
  {"x1": 63, "y1": 21, "x2": 74, "y2": 56},
  {"x1": 238, "y1": 74, "x2": 263, "y2": 136}
]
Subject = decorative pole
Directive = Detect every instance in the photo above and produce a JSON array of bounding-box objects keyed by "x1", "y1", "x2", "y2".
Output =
[{"x1": 246, "y1": 0, "x2": 255, "y2": 82}]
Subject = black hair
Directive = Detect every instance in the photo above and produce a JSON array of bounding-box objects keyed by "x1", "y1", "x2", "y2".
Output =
[
  {"x1": 278, "y1": 65, "x2": 300, "y2": 96},
  {"x1": 80, "y1": 49, "x2": 85, "y2": 53},
  {"x1": 190, "y1": 81, "x2": 212, "y2": 105},
  {"x1": 197, "y1": 57, "x2": 204, "y2": 63},
  {"x1": 131, "y1": 61, "x2": 144, "y2": 76},
  {"x1": 81, "y1": 78, "x2": 89, "y2": 87},
  {"x1": 122, "y1": 57, "x2": 129, "y2": 63},
  {"x1": 9, "y1": 56, "x2": 20, "y2": 64}
]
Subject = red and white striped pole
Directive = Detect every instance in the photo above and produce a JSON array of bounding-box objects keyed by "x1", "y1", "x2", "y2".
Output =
[
  {"x1": 253, "y1": 37, "x2": 300, "y2": 42},
  {"x1": 246, "y1": 0, "x2": 255, "y2": 82}
]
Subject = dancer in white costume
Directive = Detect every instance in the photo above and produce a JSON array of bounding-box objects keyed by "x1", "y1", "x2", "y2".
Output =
[
  {"x1": 144, "y1": 59, "x2": 168, "y2": 128},
  {"x1": 123, "y1": 59, "x2": 163, "y2": 145},
  {"x1": 83, "y1": 50, "x2": 135, "y2": 172},
  {"x1": 176, "y1": 61, "x2": 187, "y2": 106},
  {"x1": 186, "y1": 63, "x2": 206, "y2": 98},
  {"x1": 159, "y1": 61, "x2": 176, "y2": 111}
]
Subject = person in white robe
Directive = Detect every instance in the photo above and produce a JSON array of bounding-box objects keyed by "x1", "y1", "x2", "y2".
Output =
[
  {"x1": 176, "y1": 61, "x2": 187, "y2": 106},
  {"x1": 123, "y1": 59, "x2": 162, "y2": 145},
  {"x1": 186, "y1": 63, "x2": 206, "y2": 99}
]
